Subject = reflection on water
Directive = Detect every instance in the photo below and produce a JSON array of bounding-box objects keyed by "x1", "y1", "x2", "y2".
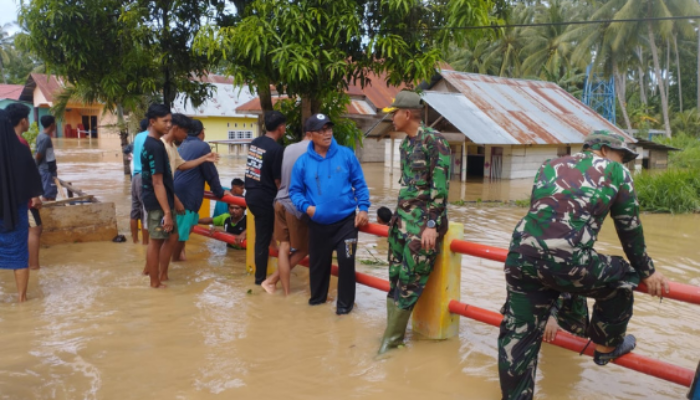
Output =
[{"x1": 0, "y1": 138, "x2": 697, "y2": 399}]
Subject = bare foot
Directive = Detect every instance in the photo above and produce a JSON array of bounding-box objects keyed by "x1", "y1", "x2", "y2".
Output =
[
  {"x1": 160, "y1": 274, "x2": 169, "y2": 282},
  {"x1": 29, "y1": 266, "x2": 40, "y2": 271},
  {"x1": 142, "y1": 269, "x2": 149, "y2": 276},
  {"x1": 133, "y1": 239, "x2": 139, "y2": 244},
  {"x1": 150, "y1": 282, "x2": 167, "y2": 289},
  {"x1": 261, "y1": 280, "x2": 276, "y2": 294}
]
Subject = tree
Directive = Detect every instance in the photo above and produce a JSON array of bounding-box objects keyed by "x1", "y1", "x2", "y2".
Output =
[
  {"x1": 20, "y1": 0, "x2": 227, "y2": 174},
  {"x1": 605, "y1": 0, "x2": 700, "y2": 136},
  {"x1": 195, "y1": 0, "x2": 497, "y2": 145}
]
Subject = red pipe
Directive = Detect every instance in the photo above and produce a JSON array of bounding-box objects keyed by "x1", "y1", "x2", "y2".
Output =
[
  {"x1": 204, "y1": 190, "x2": 700, "y2": 307},
  {"x1": 193, "y1": 224, "x2": 695, "y2": 387},
  {"x1": 447, "y1": 300, "x2": 694, "y2": 387},
  {"x1": 192, "y1": 225, "x2": 247, "y2": 248}
]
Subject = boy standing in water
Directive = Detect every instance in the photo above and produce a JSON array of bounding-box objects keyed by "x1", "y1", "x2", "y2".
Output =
[{"x1": 140, "y1": 104, "x2": 176, "y2": 289}]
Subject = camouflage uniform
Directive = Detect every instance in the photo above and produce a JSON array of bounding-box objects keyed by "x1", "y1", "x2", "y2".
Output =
[
  {"x1": 387, "y1": 126, "x2": 451, "y2": 310},
  {"x1": 498, "y1": 151, "x2": 655, "y2": 400}
]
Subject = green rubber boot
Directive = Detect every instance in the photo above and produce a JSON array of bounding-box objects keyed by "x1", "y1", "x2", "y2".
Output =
[{"x1": 377, "y1": 298, "x2": 412, "y2": 355}]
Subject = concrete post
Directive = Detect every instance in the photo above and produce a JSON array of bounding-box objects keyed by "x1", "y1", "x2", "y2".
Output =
[
  {"x1": 412, "y1": 221, "x2": 464, "y2": 339},
  {"x1": 198, "y1": 183, "x2": 211, "y2": 221}
]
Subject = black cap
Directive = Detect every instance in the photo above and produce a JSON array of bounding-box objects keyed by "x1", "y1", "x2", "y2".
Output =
[{"x1": 304, "y1": 113, "x2": 334, "y2": 132}]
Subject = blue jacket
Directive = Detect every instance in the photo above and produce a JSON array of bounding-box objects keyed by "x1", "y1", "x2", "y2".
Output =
[
  {"x1": 174, "y1": 136, "x2": 225, "y2": 212},
  {"x1": 289, "y1": 138, "x2": 370, "y2": 225}
]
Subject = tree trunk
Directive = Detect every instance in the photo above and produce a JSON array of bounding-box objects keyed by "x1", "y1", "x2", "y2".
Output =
[
  {"x1": 673, "y1": 34, "x2": 683, "y2": 112},
  {"x1": 637, "y1": 47, "x2": 647, "y2": 106},
  {"x1": 665, "y1": 38, "x2": 670, "y2": 105},
  {"x1": 300, "y1": 95, "x2": 322, "y2": 128},
  {"x1": 116, "y1": 104, "x2": 131, "y2": 176},
  {"x1": 256, "y1": 81, "x2": 273, "y2": 135},
  {"x1": 647, "y1": 21, "x2": 671, "y2": 137},
  {"x1": 697, "y1": 29, "x2": 700, "y2": 111},
  {"x1": 613, "y1": 60, "x2": 632, "y2": 130}
]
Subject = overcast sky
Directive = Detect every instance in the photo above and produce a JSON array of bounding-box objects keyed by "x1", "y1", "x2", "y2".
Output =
[{"x1": 1, "y1": 0, "x2": 20, "y2": 34}]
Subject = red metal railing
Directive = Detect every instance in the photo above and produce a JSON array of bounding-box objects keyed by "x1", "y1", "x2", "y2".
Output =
[{"x1": 199, "y1": 191, "x2": 698, "y2": 387}]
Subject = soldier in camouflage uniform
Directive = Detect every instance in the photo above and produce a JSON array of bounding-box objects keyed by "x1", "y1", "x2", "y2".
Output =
[
  {"x1": 498, "y1": 130, "x2": 670, "y2": 400},
  {"x1": 377, "y1": 91, "x2": 451, "y2": 354}
]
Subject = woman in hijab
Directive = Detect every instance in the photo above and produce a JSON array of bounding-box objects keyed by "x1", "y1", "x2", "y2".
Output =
[{"x1": 0, "y1": 108, "x2": 43, "y2": 302}]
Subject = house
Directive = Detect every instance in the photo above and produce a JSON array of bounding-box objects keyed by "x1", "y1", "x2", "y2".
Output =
[
  {"x1": 18, "y1": 73, "x2": 118, "y2": 138},
  {"x1": 390, "y1": 68, "x2": 636, "y2": 181},
  {"x1": 0, "y1": 84, "x2": 37, "y2": 125},
  {"x1": 235, "y1": 72, "x2": 406, "y2": 162},
  {"x1": 172, "y1": 75, "x2": 259, "y2": 156}
]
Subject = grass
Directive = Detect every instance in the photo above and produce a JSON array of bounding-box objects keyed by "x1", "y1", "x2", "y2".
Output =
[{"x1": 634, "y1": 168, "x2": 700, "y2": 213}]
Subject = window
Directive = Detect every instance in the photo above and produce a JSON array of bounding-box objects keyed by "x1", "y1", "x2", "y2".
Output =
[{"x1": 228, "y1": 130, "x2": 254, "y2": 140}]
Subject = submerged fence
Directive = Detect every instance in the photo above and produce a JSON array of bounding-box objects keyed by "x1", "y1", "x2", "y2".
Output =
[{"x1": 194, "y1": 192, "x2": 700, "y2": 388}]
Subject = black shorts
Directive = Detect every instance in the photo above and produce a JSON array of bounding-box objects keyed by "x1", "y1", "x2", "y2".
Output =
[{"x1": 28, "y1": 208, "x2": 42, "y2": 227}]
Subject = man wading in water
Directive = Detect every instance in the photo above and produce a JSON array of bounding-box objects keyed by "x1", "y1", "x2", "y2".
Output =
[
  {"x1": 498, "y1": 130, "x2": 670, "y2": 400},
  {"x1": 378, "y1": 91, "x2": 451, "y2": 354}
]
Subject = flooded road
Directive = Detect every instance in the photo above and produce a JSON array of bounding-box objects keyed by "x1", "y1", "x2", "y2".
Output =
[{"x1": 0, "y1": 138, "x2": 698, "y2": 399}]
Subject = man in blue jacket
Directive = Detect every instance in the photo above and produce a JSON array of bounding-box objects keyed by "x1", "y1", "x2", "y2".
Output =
[
  {"x1": 289, "y1": 114, "x2": 370, "y2": 314},
  {"x1": 172, "y1": 119, "x2": 231, "y2": 261}
]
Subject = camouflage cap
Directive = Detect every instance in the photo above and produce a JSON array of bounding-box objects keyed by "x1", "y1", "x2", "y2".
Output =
[
  {"x1": 583, "y1": 130, "x2": 639, "y2": 163},
  {"x1": 382, "y1": 91, "x2": 423, "y2": 113}
]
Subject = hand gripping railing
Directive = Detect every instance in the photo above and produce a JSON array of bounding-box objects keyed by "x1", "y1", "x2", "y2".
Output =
[{"x1": 198, "y1": 191, "x2": 699, "y2": 388}]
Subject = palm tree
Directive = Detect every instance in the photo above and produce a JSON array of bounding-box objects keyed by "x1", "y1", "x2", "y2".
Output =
[
  {"x1": 520, "y1": 0, "x2": 587, "y2": 79},
  {"x1": 482, "y1": 4, "x2": 532, "y2": 77},
  {"x1": 447, "y1": 37, "x2": 500, "y2": 75},
  {"x1": 0, "y1": 23, "x2": 16, "y2": 84},
  {"x1": 607, "y1": 0, "x2": 700, "y2": 136}
]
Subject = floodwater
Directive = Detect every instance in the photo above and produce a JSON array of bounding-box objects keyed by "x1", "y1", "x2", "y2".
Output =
[{"x1": 0, "y1": 137, "x2": 698, "y2": 400}]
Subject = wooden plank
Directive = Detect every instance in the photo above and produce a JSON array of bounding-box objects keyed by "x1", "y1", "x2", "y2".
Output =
[
  {"x1": 40, "y1": 202, "x2": 118, "y2": 245},
  {"x1": 56, "y1": 179, "x2": 92, "y2": 199},
  {"x1": 54, "y1": 177, "x2": 66, "y2": 200},
  {"x1": 42, "y1": 195, "x2": 94, "y2": 207}
]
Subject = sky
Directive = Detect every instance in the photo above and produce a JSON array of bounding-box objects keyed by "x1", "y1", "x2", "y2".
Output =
[{"x1": 1, "y1": 0, "x2": 20, "y2": 34}]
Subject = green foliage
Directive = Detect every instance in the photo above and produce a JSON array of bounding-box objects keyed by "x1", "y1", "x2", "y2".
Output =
[
  {"x1": 671, "y1": 109, "x2": 700, "y2": 137},
  {"x1": 21, "y1": 122, "x2": 39, "y2": 150},
  {"x1": 654, "y1": 133, "x2": 700, "y2": 170},
  {"x1": 19, "y1": 0, "x2": 224, "y2": 112},
  {"x1": 275, "y1": 92, "x2": 363, "y2": 149},
  {"x1": 194, "y1": 0, "x2": 496, "y2": 121},
  {"x1": 634, "y1": 169, "x2": 700, "y2": 213}
]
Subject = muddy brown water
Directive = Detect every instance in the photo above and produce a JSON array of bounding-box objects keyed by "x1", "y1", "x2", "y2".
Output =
[{"x1": 0, "y1": 138, "x2": 698, "y2": 400}]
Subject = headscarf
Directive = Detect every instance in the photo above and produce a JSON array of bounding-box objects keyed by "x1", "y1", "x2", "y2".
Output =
[{"x1": 0, "y1": 109, "x2": 43, "y2": 231}]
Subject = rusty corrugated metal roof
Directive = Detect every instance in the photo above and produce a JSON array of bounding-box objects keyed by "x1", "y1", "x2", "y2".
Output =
[
  {"x1": 427, "y1": 70, "x2": 633, "y2": 145},
  {"x1": 0, "y1": 84, "x2": 24, "y2": 100}
]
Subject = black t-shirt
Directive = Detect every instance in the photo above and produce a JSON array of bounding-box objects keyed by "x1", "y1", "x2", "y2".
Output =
[
  {"x1": 244, "y1": 136, "x2": 283, "y2": 200},
  {"x1": 224, "y1": 215, "x2": 247, "y2": 235},
  {"x1": 141, "y1": 136, "x2": 175, "y2": 211}
]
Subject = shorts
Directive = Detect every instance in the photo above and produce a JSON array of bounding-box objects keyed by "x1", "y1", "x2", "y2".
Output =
[
  {"x1": 273, "y1": 201, "x2": 308, "y2": 253},
  {"x1": 146, "y1": 209, "x2": 178, "y2": 240},
  {"x1": 40, "y1": 170, "x2": 58, "y2": 199},
  {"x1": 130, "y1": 173, "x2": 144, "y2": 220},
  {"x1": 176, "y1": 210, "x2": 199, "y2": 241},
  {"x1": 28, "y1": 208, "x2": 42, "y2": 228}
]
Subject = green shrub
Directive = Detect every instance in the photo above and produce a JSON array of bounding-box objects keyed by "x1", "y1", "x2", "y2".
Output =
[
  {"x1": 634, "y1": 169, "x2": 700, "y2": 213},
  {"x1": 21, "y1": 122, "x2": 40, "y2": 150},
  {"x1": 653, "y1": 133, "x2": 700, "y2": 170}
]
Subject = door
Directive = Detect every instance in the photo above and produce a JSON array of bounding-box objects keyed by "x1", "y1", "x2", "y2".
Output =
[{"x1": 490, "y1": 147, "x2": 503, "y2": 180}]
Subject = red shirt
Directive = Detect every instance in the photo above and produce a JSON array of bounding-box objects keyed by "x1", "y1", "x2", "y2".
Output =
[{"x1": 18, "y1": 135, "x2": 29, "y2": 148}]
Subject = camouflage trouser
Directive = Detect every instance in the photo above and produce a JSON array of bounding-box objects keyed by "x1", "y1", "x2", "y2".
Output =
[
  {"x1": 387, "y1": 223, "x2": 440, "y2": 310},
  {"x1": 550, "y1": 293, "x2": 589, "y2": 338},
  {"x1": 498, "y1": 251, "x2": 640, "y2": 400}
]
